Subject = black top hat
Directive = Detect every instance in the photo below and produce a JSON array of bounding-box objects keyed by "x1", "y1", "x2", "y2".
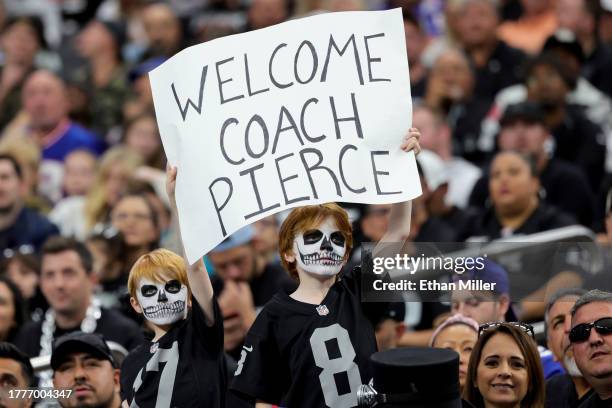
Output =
[
  {"x1": 51, "y1": 332, "x2": 116, "y2": 371},
  {"x1": 361, "y1": 348, "x2": 473, "y2": 408}
]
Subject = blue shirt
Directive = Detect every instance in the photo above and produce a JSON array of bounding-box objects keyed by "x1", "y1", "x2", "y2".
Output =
[{"x1": 42, "y1": 121, "x2": 105, "y2": 161}]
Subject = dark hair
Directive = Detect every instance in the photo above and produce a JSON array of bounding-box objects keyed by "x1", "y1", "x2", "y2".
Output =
[
  {"x1": 491, "y1": 150, "x2": 539, "y2": 177},
  {"x1": 2, "y1": 16, "x2": 47, "y2": 49},
  {"x1": 41, "y1": 236, "x2": 93, "y2": 274},
  {"x1": 0, "y1": 342, "x2": 35, "y2": 387},
  {"x1": 0, "y1": 153, "x2": 23, "y2": 180},
  {"x1": 0, "y1": 276, "x2": 27, "y2": 343},
  {"x1": 464, "y1": 324, "x2": 545, "y2": 408},
  {"x1": 524, "y1": 52, "x2": 577, "y2": 90}
]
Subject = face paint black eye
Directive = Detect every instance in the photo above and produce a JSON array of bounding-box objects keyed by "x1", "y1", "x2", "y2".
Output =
[
  {"x1": 330, "y1": 232, "x2": 345, "y2": 247},
  {"x1": 141, "y1": 285, "x2": 158, "y2": 297},
  {"x1": 303, "y1": 230, "x2": 323, "y2": 245},
  {"x1": 165, "y1": 280, "x2": 182, "y2": 294}
]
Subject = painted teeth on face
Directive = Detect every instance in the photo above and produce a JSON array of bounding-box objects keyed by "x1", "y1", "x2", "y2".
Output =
[
  {"x1": 143, "y1": 300, "x2": 186, "y2": 318},
  {"x1": 294, "y1": 217, "x2": 347, "y2": 276}
]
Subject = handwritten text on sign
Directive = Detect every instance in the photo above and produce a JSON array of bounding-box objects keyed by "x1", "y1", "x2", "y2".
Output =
[{"x1": 150, "y1": 9, "x2": 421, "y2": 263}]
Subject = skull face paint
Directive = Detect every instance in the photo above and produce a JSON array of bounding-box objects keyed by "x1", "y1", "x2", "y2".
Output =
[
  {"x1": 293, "y1": 217, "x2": 347, "y2": 276},
  {"x1": 136, "y1": 277, "x2": 188, "y2": 325}
]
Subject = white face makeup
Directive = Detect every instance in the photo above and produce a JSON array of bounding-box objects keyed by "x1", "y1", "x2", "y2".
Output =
[
  {"x1": 293, "y1": 217, "x2": 347, "y2": 276},
  {"x1": 136, "y1": 277, "x2": 188, "y2": 325}
]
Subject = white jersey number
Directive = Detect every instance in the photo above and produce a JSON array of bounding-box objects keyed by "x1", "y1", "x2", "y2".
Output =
[
  {"x1": 130, "y1": 341, "x2": 179, "y2": 408},
  {"x1": 310, "y1": 324, "x2": 362, "y2": 408}
]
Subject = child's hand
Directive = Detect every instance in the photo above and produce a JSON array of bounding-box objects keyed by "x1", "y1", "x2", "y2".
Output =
[
  {"x1": 166, "y1": 165, "x2": 177, "y2": 209},
  {"x1": 400, "y1": 127, "x2": 421, "y2": 155}
]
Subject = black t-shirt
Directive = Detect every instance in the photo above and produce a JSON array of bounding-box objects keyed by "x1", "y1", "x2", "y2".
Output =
[
  {"x1": 230, "y1": 266, "x2": 377, "y2": 407},
  {"x1": 468, "y1": 158, "x2": 595, "y2": 227},
  {"x1": 120, "y1": 298, "x2": 226, "y2": 408},
  {"x1": 466, "y1": 202, "x2": 577, "y2": 240},
  {"x1": 578, "y1": 393, "x2": 612, "y2": 408},
  {"x1": 472, "y1": 41, "x2": 526, "y2": 101},
  {"x1": 14, "y1": 307, "x2": 144, "y2": 357},
  {"x1": 546, "y1": 374, "x2": 594, "y2": 408}
]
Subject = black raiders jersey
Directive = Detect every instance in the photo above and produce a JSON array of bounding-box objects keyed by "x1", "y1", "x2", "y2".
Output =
[
  {"x1": 230, "y1": 266, "x2": 377, "y2": 407},
  {"x1": 120, "y1": 298, "x2": 226, "y2": 408}
]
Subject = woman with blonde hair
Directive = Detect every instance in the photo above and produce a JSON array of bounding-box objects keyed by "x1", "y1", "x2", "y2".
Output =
[{"x1": 50, "y1": 146, "x2": 142, "y2": 240}]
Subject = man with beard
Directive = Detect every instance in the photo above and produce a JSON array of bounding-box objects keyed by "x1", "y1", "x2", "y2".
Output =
[
  {"x1": 545, "y1": 288, "x2": 594, "y2": 407},
  {"x1": 0, "y1": 154, "x2": 58, "y2": 252},
  {"x1": 51, "y1": 332, "x2": 121, "y2": 408}
]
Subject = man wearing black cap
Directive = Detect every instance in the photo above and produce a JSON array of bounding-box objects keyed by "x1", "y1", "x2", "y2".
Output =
[
  {"x1": 0, "y1": 342, "x2": 34, "y2": 408},
  {"x1": 51, "y1": 332, "x2": 121, "y2": 408},
  {"x1": 469, "y1": 101, "x2": 595, "y2": 226}
]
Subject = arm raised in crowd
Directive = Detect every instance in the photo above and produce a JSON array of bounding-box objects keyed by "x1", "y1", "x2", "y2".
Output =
[{"x1": 166, "y1": 165, "x2": 216, "y2": 325}]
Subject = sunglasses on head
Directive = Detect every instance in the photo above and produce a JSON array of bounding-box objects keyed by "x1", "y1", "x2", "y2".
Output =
[
  {"x1": 569, "y1": 317, "x2": 612, "y2": 343},
  {"x1": 479, "y1": 321, "x2": 535, "y2": 339}
]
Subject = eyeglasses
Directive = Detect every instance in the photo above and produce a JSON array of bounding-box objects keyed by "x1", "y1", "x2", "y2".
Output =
[
  {"x1": 569, "y1": 317, "x2": 612, "y2": 343},
  {"x1": 479, "y1": 322, "x2": 535, "y2": 339}
]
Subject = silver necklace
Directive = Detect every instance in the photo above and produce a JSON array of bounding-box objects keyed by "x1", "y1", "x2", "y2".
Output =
[
  {"x1": 38, "y1": 298, "x2": 102, "y2": 387},
  {"x1": 39, "y1": 297, "x2": 102, "y2": 356}
]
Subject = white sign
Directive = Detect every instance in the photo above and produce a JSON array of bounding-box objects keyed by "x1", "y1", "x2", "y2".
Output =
[{"x1": 150, "y1": 8, "x2": 421, "y2": 263}]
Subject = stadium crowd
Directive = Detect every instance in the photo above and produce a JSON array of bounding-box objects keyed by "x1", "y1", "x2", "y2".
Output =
[{"x1": 1, "y1": 0, "x2": 612, "y2": 407}]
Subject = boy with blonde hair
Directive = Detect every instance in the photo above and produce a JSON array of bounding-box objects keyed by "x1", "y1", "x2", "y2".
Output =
[{"x1": 120, "y1": 168, "x2": 225, "y2": 408}]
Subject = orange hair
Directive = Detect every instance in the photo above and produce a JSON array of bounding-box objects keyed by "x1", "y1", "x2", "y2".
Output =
[
  {"x1": 279, "y1": 203, "x2": 353, "y2": 280},
  {"x1": 127, "y1": 248, "x2": 191, "y2": 299}
]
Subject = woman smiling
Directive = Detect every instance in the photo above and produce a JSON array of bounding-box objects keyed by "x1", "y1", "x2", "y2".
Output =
[{"x1": 464, "y1": 322, "x2": 545, "y2": 408}]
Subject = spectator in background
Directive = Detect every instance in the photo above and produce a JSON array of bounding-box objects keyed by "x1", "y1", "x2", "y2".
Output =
[
  {"x1": 51, "y1": 332, "x2": 121, "y2": 408},
  {"x1": 463, "y1": 323, "x2": 546, "y2": 408},
  {"x1": 525, "y1": 54, "x2": 606, "y2": 191},
  {"x1": 123, "y1": 112, "x2": 165, "y2": 170},
  {"x1": 544, "y1": 288, "x2": 593, "y2": 408},
  {"x1": 569, "y1": 290, "x2": 612, "y2": 406},
  {"x1": 74, "y1": 19, "x2": 129, "y2": 140},
  {"x1": 556, "y1": 0, "x2": 612, "y2": 96},
  {"x1": 413, "y1": 104, "x2": 481, "y2": 209},
  {"x1": 0, "y1": 275, "x2": 26, "y2": 343},
  {"x1": 0, "y1": 154, "x2": 58, "y2": 251},
  {"x1": 14, "y1": 236, "x2": 143, "y2": 361},
  {"x1": 424, "y1": 48, "x2": 491, "y2": 162},
  {"x1": 0, "y1": 250, "x2": 46, "y2": 320},
  {"x1": 0, "y1": 16, "x2": 46, "y2": 130},
  {"x1": 364, "y1": 302, "x2": 406, "y2": 352},
  {"x1": 123, "y1": 57, "x2": 165, "y2": 122},
  {"x1": 140, "y1": 3, "x2": 184, "y2": 60},
  {"x1": 453, "y1": 0, "x2": 526, "y2": 100},
  {"x1": 418, "y1": 149, "x2": 477, "y2": 240},
  {"x1": 0, "y1": 136, "x2": 48, "y2": 213},
  {"x1": 252, "y1": 215, "x2": 280, "y2": 265},
  {"x1": 98, "y1": 192, "x2": 160, "y2": 308},
  {"x1": 479, "y1": 32, "x2": 612, "y2": 164},
  {"x1": 62, "y1": 149, "x2": 97, "y2": 197},
  {"x1": 50, "y1": 146, "x2": 142, "y2": 240},
  {"x1": 0, "y1": 342, "x2": 34, "y2": 408},
  {"x1": 208, "y1": 226, "x2": 296, "y2": 358},
  {"x1": 466, "y1": 151, "x2": 577, "y2": 240},
  {"x1": 247, "y1": 0, "x2": 292, "y2": 30},
  {"x1": 14, "y1": 69, "x2": 105, "y2": 203},
  {"x1": 469, "y1": 102, "x2": 596, "y2": 227},
  {"x1": 600, "y1": 0, "x2": 612, "y2": 46},
  {"x1": 497, "y1": 0, "x2": 558, "y2": 54},
  {"x1": 403, "y1": 12, "x2": 429, "y2": 98},
  {"x1": 429, "y1": 314, "x2": 479, "y2": 393}
]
